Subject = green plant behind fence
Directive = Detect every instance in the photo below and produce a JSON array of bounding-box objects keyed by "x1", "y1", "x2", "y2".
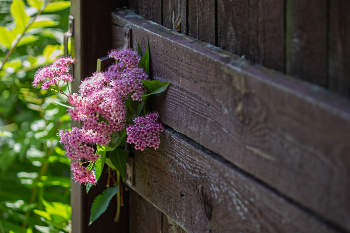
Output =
[{"x1": 0, "y1": 0, "x2": 71, "y2": 232}]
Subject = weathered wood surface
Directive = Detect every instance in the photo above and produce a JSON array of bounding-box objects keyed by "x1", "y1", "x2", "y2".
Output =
[
  {"x1": 129, "y1": 189, "x2": 162, "y2": 233},
  {"x1": 218, "y1": 0, "x2": 284, "y2": 72},
  {"x1": 286, "y1": 0, "x2": 327, "y2": 87},
  {"x1": 129, "y1": 190, "x2": 187, "y2": 233},
  {"x1": 137, "y1": 0, "x2": 162, "y2": 25},
  {"x1": 163, "y1": 0, "x2": 187, "y2": 34},
  {"x1": 188, "y1": 0, "x2": 215, "y2": 45},
  {"x1": 329, "y1": 0, "x2": 350, "y2": 98},
  {"x1": 127, "y1": 128, "x2": 340, "y2": 233},
  {"x1": 112, "y1": 11, "x2": 350, "y2": 231}
]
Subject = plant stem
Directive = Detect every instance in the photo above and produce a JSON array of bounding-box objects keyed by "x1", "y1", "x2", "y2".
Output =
[
  {"x1": 114, "y1": 171, "x2": 121, "y2": 222},
  {"x1": 0, "y1": 0, "x2": 54, "y2": 73}
]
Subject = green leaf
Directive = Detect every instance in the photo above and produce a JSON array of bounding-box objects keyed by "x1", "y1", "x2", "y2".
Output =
[
  {"x1": 17, "y1": 35, "x2": 38, "y2": 47},
  {"x1": 33, "y1": 209, "x2": 51, "y2": 221},
  {"x1": 137, "y1": 41, "x2": 142, "y2": 57},
  {"x1": 0, "y1": 26, "x2": 15, "y2": 48},
  {"x1": 27, "y1": 0, "x2": 44, "y2": 10},
  {"x1": 28, "y1": 19, "x2": 59, "y2": 30},
  {"x1": 43, "y1": 1, "x2": 71, "y2": 13},
  {"x1": 89, "y1": 186, "x2": 119, "y2": 225},
  {"x1": 138, "y1": 40, "x2": 150, "y2": 75},
  {"x1": 105, "y1": 158, "x2": 117, "y2": 170},
  {"x1": 87, "y1": 149, "x2": 107, "y2": 193},
  {"x1": 142, "y1": 80, "x2": 170, "y2": 98},
  {"x1": 50, "y1": 102, "x2": 74, "y2": 109},
  {"x1": 108, "y1": 132, "x2": 120, "y2": 149},
  {"x1": 10, "y1": 0, "x2": 29, "y2": 30},
  {"x1": 108, "y1": 148, "x2": 128, "y2": 181}
]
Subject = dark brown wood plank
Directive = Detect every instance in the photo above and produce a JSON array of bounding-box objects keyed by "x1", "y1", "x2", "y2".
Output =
[
  {"x1": 129, "y1": 189, "x2": 162, "y2": 233},
  {"x1": 329, "y1": 0, "x2": 350, "y2": 98},
  {"x1": 112, "y1": 11, "x2": 350, "y2": 231},
  {"x1": 188, "y1": 0, "x2": 215, "y2": 44},
  {"x1": 218, "y1": 0, "x2": 284, "y2": 72},
  {"x1": 128, "y1": 129, "x2": 340, "y2": 233},
  {"x1": 163, "y1": 0, "x2": 187, "y2": 33},
  {"x1": 138, "y1": 0, "x2": 162, "y2": 24},
  {"x1": 163, "y1": 214, "x2": 188, "y2": 233},
  {"x1": 286, "y1": 0, "x2": 327, "y2": 86}
]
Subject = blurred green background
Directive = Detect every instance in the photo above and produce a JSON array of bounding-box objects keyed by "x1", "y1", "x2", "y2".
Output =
[{"x1": 0, "y1": 0, "x2": 72, "y2": 232}]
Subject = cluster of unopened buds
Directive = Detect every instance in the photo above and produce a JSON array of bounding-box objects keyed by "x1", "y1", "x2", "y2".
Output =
[{"x1": 33, "y1": 49, "x2": 164, "y2": 184}]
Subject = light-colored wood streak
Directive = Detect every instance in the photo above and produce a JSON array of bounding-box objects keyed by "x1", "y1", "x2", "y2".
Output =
[
  {"x1": 112, "y1": 11, "x2": 350, "y2": 231},
  {"x1": 129, "y1": 128, "x2": 340, "y2": 233}
]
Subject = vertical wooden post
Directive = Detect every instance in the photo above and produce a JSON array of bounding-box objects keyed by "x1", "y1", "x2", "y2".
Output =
[{"x1": 69, "y1": 0, "x2": 129, "y2": 232}]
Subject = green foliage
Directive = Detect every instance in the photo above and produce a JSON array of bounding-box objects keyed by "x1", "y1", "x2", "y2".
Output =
[
  {"x1": 108, "y1": 148, "x2": 129, "y2": 181},
  {"x1": 0, "y1": 0, "x2": 71, "y2": 232},
  {"x1": 89, "y1": 186, "x2": 119, "y2": 225},
  {"x1": 138, "y1": 40, "x2": 150, "y2": 75}
]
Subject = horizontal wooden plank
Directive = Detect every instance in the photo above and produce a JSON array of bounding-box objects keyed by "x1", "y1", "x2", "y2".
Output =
[
  {"x1": 112, "y1": 11, "x2": 350, "y2": 231},
  {"x1": 127, "y1": 128, "x2": 339, "y2": 233}
]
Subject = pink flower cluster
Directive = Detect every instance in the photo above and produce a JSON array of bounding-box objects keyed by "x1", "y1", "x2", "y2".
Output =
[
  {"x1": 35, "y1": 49, "x2": 165, "y2": 185},
  {"x1": 33, "y1": 57, "x2": 74, "y2": 89},
  {"x1": 126, "y1": 113, "x2": 163, "y2": 151}
]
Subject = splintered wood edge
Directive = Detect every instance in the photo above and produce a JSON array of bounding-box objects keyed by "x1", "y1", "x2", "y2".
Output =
[
  {"x1": 112, "y1": 10, "x2": 350, "y2": 232},
  {"x1": 129, "y1": 128, "x2": 340, "y2": 233}
]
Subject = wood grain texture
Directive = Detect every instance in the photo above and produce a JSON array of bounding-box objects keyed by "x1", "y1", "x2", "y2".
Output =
[
  {"x1": 163, "y1": 215, "x2": 188, "y2": 233},
  {"x1": 128, "y1": 128, "x2": 340, "y2": 233},
  {"x1": 329, "y1": 0, "x2": 350, "y2": 98},
  {"x1": 218, "y1": 0, "x2": 284, "y2": 72},
  {"x1": 138, "y1": 0, "x2": 162, "y2": 24},
  {"x1": 286, "y1": 0, "x2": 327, "y2": 86},
  {"x1": 163, "y1": 0, "x2": 187, "y2": 33},
  {"x1": 129, "y1": 189, "x2": 162, "y2": 233},
  {"x1": 112, "y1": 11, "x2": 350, "y2": 231},
  {"x1": 188, "y1": 0, "x2": 215, "y2": 44}
]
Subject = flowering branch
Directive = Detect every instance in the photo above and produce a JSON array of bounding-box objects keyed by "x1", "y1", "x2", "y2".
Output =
[{"x1": 33, "y1": 44, "x2": 170, "y2": 225}]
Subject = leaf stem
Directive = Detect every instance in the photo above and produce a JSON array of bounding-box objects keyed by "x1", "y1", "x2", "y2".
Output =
[
  {"x1": 0, "y1": 0, "x2": 54, "y2": 73},
  {"x1": 114, "y1": 171, "x2": 121, "y2": 222}
]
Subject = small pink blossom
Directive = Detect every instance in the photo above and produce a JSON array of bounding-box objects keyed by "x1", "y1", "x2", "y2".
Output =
[
  {"x1": 33, "y1": 56, "x2": 74, "y2": 89},
  {"x1": 126, "y1": 113, "x2": 163, "y2": 151},
  {"x1": 108, "y1": 49, "x2": 140, "y2": 69},
  {"x1": 71, "y1": 162, "x2": 97, "y2": 184}
]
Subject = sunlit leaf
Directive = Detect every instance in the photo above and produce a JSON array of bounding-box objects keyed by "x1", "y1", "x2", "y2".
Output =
[
  {"x1": 142, "y1": 80, "x2": 170, "y2": 98},
  {"x1": 43, "y1": 1, "x2": 71, "y2": 13},
  {"x1": 89, "y1": 186, "x2": 119, "y2": 225},
  {"x1": 0, "y1": 26, "x2": 15, "y2": 48},
  {"x1": 10, "y1": 0, "x2": 29, "y2": 30},
  {"x1": 17, "y1": 35, "x2": 38, "y2": 47},
  {"x1": 27, "y1": 0, "x2": 44, "y2": 10},
  {"x1": 34, "y1": 210, "x2": 51, "y2": 221},
  {"x1": 28, "y1": 20, "x2": 59, "y2": 30}
]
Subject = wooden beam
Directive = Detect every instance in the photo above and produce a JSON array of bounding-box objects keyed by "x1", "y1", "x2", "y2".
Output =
[
  {"x1": 128, "y1": 128, "x2": 340, "y2": 233},
  {"x1": 112, "y1": 11, "x2": 350, "y2": 231}
]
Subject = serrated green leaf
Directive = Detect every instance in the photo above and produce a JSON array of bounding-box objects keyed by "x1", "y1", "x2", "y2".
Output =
[
  {"x1": 27, "y1": 0, "x2": 43, "y2": 10},
  {"x1": 33, "y1": 209, "x2": 51, "y2": 221},
  {"x1": 89, "y1": 186, "x2": 119, "y2": 225},
  {"x1": 43, "y1": 1, "x2": 71, "y2": 13},
  {"x1": 17, "y1": 35, "x2": 38, "y2": 47},
  {"x1": 142, "y1": 80, "x2": 170, "y2": 98},
  {"x1": 0, "y1": 26, "x2": 15, "y2": 48},
  {"x1": 10, "y1": 0, "x2": 29, "y2": 30},
  {"x1": 108, "y1": 148, "x2": 128, "y2": 181}
]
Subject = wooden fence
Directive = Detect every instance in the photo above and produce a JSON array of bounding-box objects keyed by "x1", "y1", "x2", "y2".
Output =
[{"x1": 70, "y1": 0, "x2": 350, "y2": 232}]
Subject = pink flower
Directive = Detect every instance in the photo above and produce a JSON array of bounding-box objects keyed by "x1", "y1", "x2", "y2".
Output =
[
  {"x1": 126, "y1": 113, "x2": 163, "y2": 151},
  {"x1": 33, "y1": 56, "x2": 74, "y2": 89},
  {"x1": 71, "y1": 162, "x2": 97, "y2": 184},
  {"x1": 108, "y1": 49, "x2": 140, "y2": 69}
]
